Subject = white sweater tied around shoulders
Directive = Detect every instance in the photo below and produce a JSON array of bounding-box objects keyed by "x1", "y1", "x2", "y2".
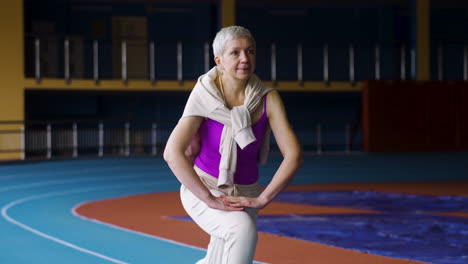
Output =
[{"x1": 182, "y1": 67, "x2": 273, "y2": 188}]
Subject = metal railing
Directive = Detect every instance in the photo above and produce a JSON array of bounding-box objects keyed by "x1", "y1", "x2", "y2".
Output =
[
  {"x1": 26, "y1": 35, "x2": 468, "y2": 83},
  {"x1": 1, "y1": 120, "x2": 360, "y2": 160},
  {"x1": 21, "y1": 120, "x2": 172, "y2": 159}
]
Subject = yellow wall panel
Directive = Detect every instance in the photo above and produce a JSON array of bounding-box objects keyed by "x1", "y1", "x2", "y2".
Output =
[
  {"x1": 0, "y1": 1, "x2": 24, "y2": 121},
  {"x1": 0, "y1": 1, "x2": 24, "y2": 160},
  {"x1": 24, "y1": 78, "x2": 361, "y2": 92},
  {"x1": 220, "y1": 0, "x2": 236, "y2": 27},
  {"x1": 416, "y1": 0, "x2": 430, "y2": 81},
  {"x1": 0, "y1": 131, "x2": 23, "y2": 150}
]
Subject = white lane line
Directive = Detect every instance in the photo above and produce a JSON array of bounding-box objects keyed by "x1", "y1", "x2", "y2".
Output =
[
  {"x1": 1, "y1": 182, "x2": 165, "y2": 264},
  {"x1": 0, "y1": 166, "x2": 162, "y2": 181},
  {"x1": 0, "y1": 167, "x2": 115, "y2": 180},
  {"x1": 72, "y1": 201, "x2": 270, "y2": 264},
  {"x1": 0, "y1": 173, "x2": 154, "y2": 193},
  {"x1": 72, "y1": 201, "x2": 207, "y2": 252}
]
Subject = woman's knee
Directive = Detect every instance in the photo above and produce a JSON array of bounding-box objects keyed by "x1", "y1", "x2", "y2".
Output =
[{"x1": 225, "y1": 212, "x2": 258, "y2": 242}]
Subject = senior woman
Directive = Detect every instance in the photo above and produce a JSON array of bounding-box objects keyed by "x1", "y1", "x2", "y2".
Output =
[{"x1": 164, "y1": 25, "x2": 303, "y2": 264}]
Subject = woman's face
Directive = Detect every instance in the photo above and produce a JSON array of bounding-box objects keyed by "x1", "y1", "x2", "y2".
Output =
[{"x1": 215, "y1": 37, "x2": 256, "y2": 82}]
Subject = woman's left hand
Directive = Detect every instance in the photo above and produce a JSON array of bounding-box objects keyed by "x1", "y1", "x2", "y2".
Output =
[{"x1": 221, "y1": 195, "x2": 268, "y2": 210}]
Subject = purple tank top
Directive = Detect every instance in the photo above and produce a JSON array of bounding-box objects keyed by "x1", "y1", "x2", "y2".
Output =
[{"x1": 194, "y1": 96, "x2": 268, "y2": 185}]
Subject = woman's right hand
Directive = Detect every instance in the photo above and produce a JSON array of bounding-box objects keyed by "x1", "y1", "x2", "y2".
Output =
[{"x1": 205, "y1": 195, "x2": 244, "y2": 211}]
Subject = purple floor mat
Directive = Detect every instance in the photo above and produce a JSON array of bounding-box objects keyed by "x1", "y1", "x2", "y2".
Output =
[
  {"x1": 263, "y1": 191, "x2": 468, "y2": 264},
  {"x1": 175, "y1": 190, "x2": 468, "y2": 263}
]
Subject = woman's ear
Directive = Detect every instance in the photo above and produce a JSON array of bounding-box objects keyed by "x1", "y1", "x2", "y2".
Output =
[{"x1": 214, "y1": 56, "x2": 222, "y2": 69}]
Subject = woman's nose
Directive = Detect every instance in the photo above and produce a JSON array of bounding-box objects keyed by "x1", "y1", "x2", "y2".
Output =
[{"x1": 240, "y1": 51, "x2": 249, "y2": 62}]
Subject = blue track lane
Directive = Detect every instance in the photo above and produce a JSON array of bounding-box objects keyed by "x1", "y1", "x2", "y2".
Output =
[{"x1": 0, "y1": 158, "x2": 207, "y2": 264}]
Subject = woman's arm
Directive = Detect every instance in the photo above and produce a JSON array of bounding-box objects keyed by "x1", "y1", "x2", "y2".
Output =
[
  {"x1": 164, "y1": 116, "x2": 242, "y2": 211},
  {"x1": 257, "y1": 90, "x2": 303, "y2": 205},
  {"x1": 223, "y1": 90, "x2": 303, "y2": 209}
]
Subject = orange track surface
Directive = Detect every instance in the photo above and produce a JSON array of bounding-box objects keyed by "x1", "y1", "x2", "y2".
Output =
[{"x1": 76, "y1": 181, "x2": 468, "y2": 264}]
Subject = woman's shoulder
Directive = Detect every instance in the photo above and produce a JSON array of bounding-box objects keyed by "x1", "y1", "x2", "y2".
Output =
[
  {"x1": 179, "y1": 115, "x2": 206, "y2": 127},
  {"x1": 265, "y1": 89, "x2": 287, "y2": 118},
  {"x1": 266, "y1": 90, "x2": 283, "y2": 106}
]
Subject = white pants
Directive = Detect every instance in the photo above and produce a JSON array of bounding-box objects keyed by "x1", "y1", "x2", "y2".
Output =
[{"x1": 180, "y1": 167, "x2": 261, "y2": 264}]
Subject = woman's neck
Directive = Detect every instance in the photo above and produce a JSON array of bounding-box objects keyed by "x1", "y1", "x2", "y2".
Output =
[
  {"x1": 221, "y1": 75, "x2": 246, "y2": 96},
  {"x1": 219, "y1": 74, "x2": 247, "y2": 108}
]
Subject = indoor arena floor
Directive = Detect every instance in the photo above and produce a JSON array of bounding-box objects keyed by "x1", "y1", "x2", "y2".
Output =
[{"x1": 1, "y1": 152, "x2": 467, "y2": 264}]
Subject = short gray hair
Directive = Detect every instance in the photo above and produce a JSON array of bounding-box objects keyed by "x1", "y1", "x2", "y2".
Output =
[{"x1": 212, "y1": 26, "x2": 256, "y2": 58}]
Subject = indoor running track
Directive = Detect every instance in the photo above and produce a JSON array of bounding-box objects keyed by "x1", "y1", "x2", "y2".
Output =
[{"x1": 1, "y1": 153, "x2": 467, "y2": 264}]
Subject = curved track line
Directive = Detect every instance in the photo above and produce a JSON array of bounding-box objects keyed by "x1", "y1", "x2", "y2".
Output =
[
  {"x1": 0, "y1": 173, "x2": 154, "y2": 193},
  {"x1": 1, "y1": 182, "x2": 161, "y2": 264},
  {"x1": 71, "y1": 201, "x2": 206, "y2": 252},
  {"x1": 0, "y1": 166, "x2": 162, "y2": 181},
  {"x1": 73, "y1": 196, "x2": 270, "y2": 264}
]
